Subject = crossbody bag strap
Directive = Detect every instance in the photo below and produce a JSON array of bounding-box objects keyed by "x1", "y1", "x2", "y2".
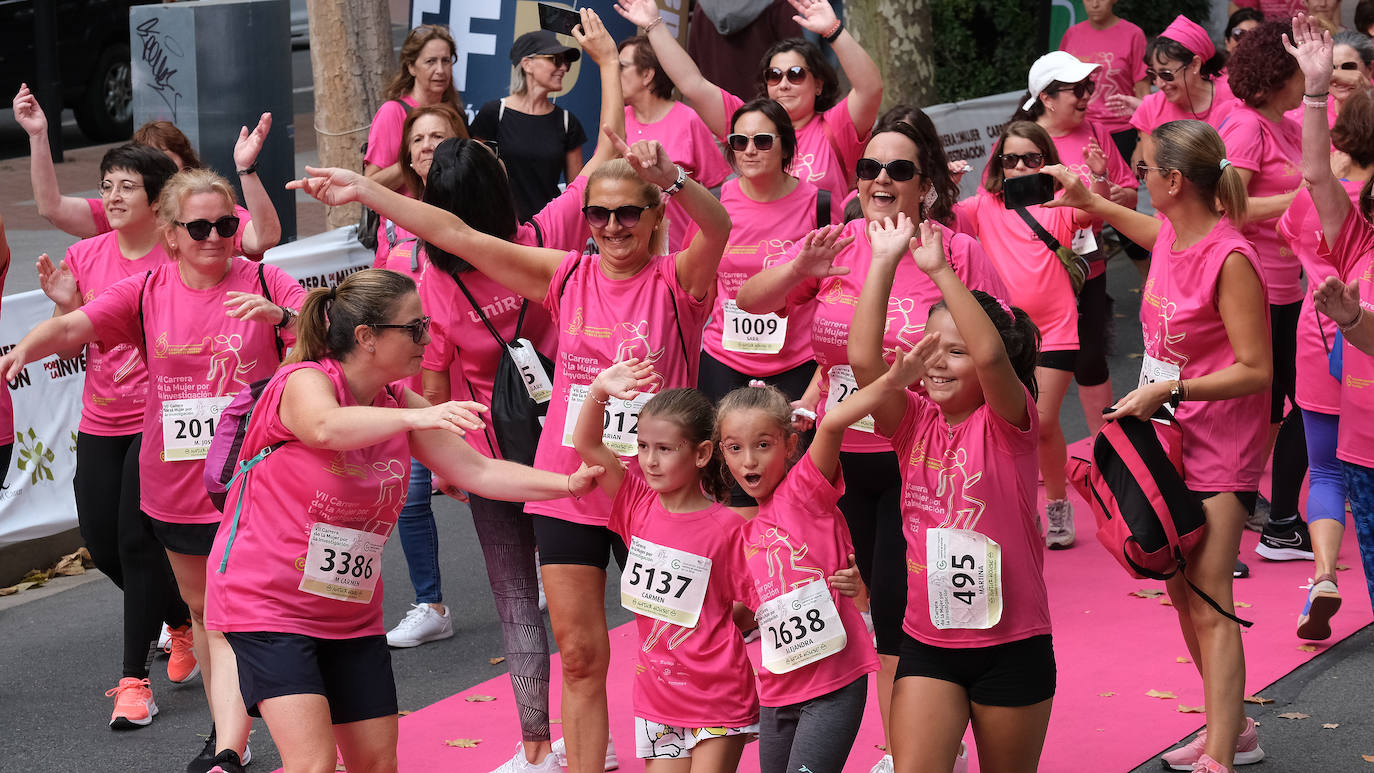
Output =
[
  {"x1": 1013, "y1": 206, "x2": 1066, "y2": 254},
  {"x1": 453, "y1": 274, "x2": 510, "y2": 348},
  {"x1": 816, "y1": 189, "x2": 831, "y2": 229},
  {"x1": 258, "y1": 262, "x2": 285, "y2": 362}
]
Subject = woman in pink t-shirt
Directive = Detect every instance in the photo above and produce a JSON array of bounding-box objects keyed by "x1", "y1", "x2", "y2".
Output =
[
  {"x1": 848, "y1": 216, "x2": 1052, "y2": 773},
  {"x1": 1058, "y1": 0, "x2": 1151, "y2": 148},
  {"x1": 956, "y1": 120, "x2": 1095, "y2": 551},
  {"x1": 615, "y1": 0, "x2": 883, "y2": 204},
  {"x1": 1045, "y1": 118, "x2": 1271, "y2": 773},
  {"x1": 573, "y1": 364, "x2": 757, "y2": 767}
]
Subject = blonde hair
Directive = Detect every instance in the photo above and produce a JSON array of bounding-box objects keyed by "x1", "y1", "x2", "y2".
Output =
[
  {"x1": 157, "y1": 168, "x2": 238, "y2": 249},
  {"x1": 288, "y1": 269, "x2": 417, "y2": 364},
  {"x1": 1152, "y1": 119, "x2": 1249, "y2": 222},
  {"x1": 585, "y1": 159, "x2": 667, "y2": 255}
]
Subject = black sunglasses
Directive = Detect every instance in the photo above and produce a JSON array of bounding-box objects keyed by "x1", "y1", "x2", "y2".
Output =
[
  {"x1": 1336, "y1": 61, "x2": 1363, "y2": 71},
  {"x1": 727, "y1": 133, "x2": 776, "y2": 152},
  {"x1": 582, "y1": 204, "x2": 650, "y2": 228},
  {"x1": 764, "y1": 65, "x2": 809, "y2": 85},
  {"x1": 999, "y1": 152, "x2": 1045, "y2": 170},
  {"x1": 371, "y1": 315, "x2": 431, "y2": 344},
  {"x1": 1050, "y1": 80, "x2": 1096, "y2": 99},
  {"x1": 855, "y1": 158, "x2": 919, "y2": 182},
  {"x1": 1145, "y1": 63, "x2": 1185, "y2": 83},
  {"x1": 176, "y1": 215, "x2": 240, "y2": 241}
]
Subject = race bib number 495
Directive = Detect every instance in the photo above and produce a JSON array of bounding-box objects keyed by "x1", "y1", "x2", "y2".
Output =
[{"x1": 926, "y1": 528, "x2": 1002, "y2": 630}]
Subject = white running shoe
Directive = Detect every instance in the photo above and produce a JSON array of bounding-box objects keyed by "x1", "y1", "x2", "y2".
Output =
[
  {"x1": 1045, "y1": 499, "x2": 1076, "y2": 549},
  {"x1": 491, "y1": 744, "x2": 558, "y2": 773},
  {"x1": 536, "y1": 554, "x2": 547, "y2": 612},
  {"x1": 870, "y1": 754, "x2": 894, "y2": 773},
  {"x1": 385, "y1": 604, "x2": 453, "y2": 648},
  {"x1": 551, "y1": 737, "x2": 618, "y2": 770}
]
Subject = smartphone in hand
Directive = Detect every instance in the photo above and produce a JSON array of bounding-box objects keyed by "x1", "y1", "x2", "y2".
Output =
[
  {"x1": 1002, "y1": 173, "x2": 1056, "y2": 209},
  {"x1": 538, "y1": 3, "x2": 581, "y2": 36}
]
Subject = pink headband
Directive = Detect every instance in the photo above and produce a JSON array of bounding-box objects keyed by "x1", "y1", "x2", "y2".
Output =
[
  {"x1": 1160, "y1": 15, "x2": 1215, "y2": 62},
  {"x1": 996, "y1": 297, "x2": 1015, "y2": 322}
]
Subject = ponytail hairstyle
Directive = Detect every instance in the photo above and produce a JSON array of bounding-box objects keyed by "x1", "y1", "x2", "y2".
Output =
[
  {"x1": 983, "y1": 121, "x2": 1060, "y2": 197},
  {"x1": 638, "y1": 388, "x2": 729, "y2": 502},
  {"x1": 1151, "y1": 119, "x2": 1248, "y2": 222},
  {"x1": 713, "y1": 382, "x2": 797, "y2": 491},
  {"x1": 287, "y1": 268, "x2": 418, "y2": 364},
  {"x1": 929, "y1": 290, "x2": 1042, "y2": 401},
  {"x1": 585, "y1": 158, "x2": 667, "y2": 255}
]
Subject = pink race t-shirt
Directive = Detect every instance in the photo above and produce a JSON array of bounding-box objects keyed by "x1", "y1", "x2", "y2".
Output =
[
  {"x1": 204, "y1": 359, "x2": 410, "y2": 639},
  {"x1": 608, "y1": 472, "x2": 757, "y2": 728},
  {"x1": 1049, "y1": 120, "x2": 1135, "y2": 280},
  {"x1": 1059, "y1": 18, "x2": 1148, "y2": 134},
  {"x1": 379, "y1": 224, "x2": 428, "y2": 396},
  {"x1": 1317, "y1": 206, "x2": 1374, "y2": 467},
  {"x1": 720, "y1": 89, "x2": 866, "y2": 204},
  {"x1": 526, "y1": 252, "x2": 710, "y2": 526},
  {"x1": 884, "y1": 388, "x2": 1050, "y2": 648},
  {"x1": 956, "y1": 189, "x2": 1081, "y2": 351},
  {"x1": 780, "y1": 219, "x2": 1008, "y2": 453},
  {"x1": 88, "y1": 200, "x2": 256, "y2": 257},
  {"x1": 1142, "y1": 218, "x2": 1270, "y2": 490},
  {"x1": 742, "y1": 454, "x2": 879, "y2": 706},
  {"x1": 1217, "y1": 104, "x2": 1305, "y2": 305},
  {"x1": 1277, "y1": 184, "x2": 1357, "y2": 414},
  {"x1": 1130, "y1": 80, "x2": 1239, "y2": 134},
  {"x1": 364, "y1": 96, "x2": 419, "y2": 171},
  {"x1": 81, "y1": 258, "x2": 307, "y2": 525},
  {"x1": 626, "y1": 102, "x2": 731, "y2": 254},
  {"x1": 64, "y1": 231, "x2": 170, "y2": 435},
  {"x1": 704, "y1": 178, "x2": 837, "y2": 376}
]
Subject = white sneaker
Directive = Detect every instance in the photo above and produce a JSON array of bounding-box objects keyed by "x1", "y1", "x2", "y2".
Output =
[
  {"x1": 551, "y1": 737, "x2": 618, "y2": 770},
  {"x1": 1045, "y1": 499, "x2": 1075, "y2": 549},
  {"x1": 157, "y1": 623, "x2": 172, "y2": 652},
  {"x1": 491, "y1": 744, "x2": 558, "y2": 773},
  {"x1": 954, "y1": 742, "x2": 968, "y2": 773},
  {"x1": 870, "y1": 754, "x2": 894, "y2": 773},
  {"x1": 385, "y1": 604, "x2": 453, "y2": 648},
  {"x1": 536, "y1": 554, "x2": 547, "y2": 612}
]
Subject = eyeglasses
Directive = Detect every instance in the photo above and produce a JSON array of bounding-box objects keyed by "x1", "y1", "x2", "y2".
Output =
[
  {"x1": 371, "y1": 315, "x2": 431, "y2": 344},
  {"x1": 1336, "y1": 61, "x2": 1363, "y2": 71},
  {"x1": 999, "y1": 152, "x2": 1045, "y2": 170},
  {"x1": 176, "y1": 215, "x2": 240, "y2": 241},
  {"x1": 582, "y1": 204, "x2": 650, "y2": 228},
  {"x1": 1134, "y1": 159, "x2": 1172, "y2": 182},
  {"x1": 764, "y1": 65, "x2": 809, "y2": 85},
  {"x1": 1146, "y1": 63, "x2": 1186, "y2": 83},
  {"x1": 727, "y1": 133, "x2": 777, "y2": 152},
  {"x1": 1049, "y1": 80, "x2": 1096, "y2": 99},
  {"x1": 99, "y1": 180, "x2": 143, "y2": 197},
  {"x1": 1229, "y1": 27, "x2": 1249, "y2": 41},
  {"x1": 855, "y1": 158, "x2": 919, "y2": 181}
]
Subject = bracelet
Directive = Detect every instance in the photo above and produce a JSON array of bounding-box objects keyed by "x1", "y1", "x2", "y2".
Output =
[
  {"x1": 236, "y1": 163, "x2": 258, "y2": 176},
  {"x1": 276, "y1": 305, "x2": 295, "y2": 328},
  {"x1": 823, "y1": 19, "x2": 844, "y2": 43},
  {"x1": 566, "y1": 474, "x2": 581, "y2": 500},
  {"x1": 1339, "y1": 307, "x2": 1365, "y2": 332},
  {"x1": 590, "y1": 394, "x2": 612, "y2": 406},
  {"x1": 1303, "y1": 97, "x2": 1329, "y2": 109},
  {"x1": 661, "y1": 164, "x2": 687, "y2": 197},
  {"x1": 643, "y1": 16, "x2": 664, "y2": 33},
  {"x1": 1091, "y1": 172, "x2": 1108, "y2": 183},
  {"x1": 1304, "y1": 91, "x2": 1330, "y2": 98}
]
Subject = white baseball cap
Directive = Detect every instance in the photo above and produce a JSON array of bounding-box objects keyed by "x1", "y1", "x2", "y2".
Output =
[{"x1": 1023, "y1": 51, "x2": 1101, "y2": 111}]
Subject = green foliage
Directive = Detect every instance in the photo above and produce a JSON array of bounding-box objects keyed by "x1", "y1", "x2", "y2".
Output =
[{"x1": 1115, "y1": 0, "x2": 1212, "y2": 37}]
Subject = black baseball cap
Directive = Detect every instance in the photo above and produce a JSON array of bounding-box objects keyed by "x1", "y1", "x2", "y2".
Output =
[{"x1": 509, "y1": 30, "x2": 581, "y2": 66}]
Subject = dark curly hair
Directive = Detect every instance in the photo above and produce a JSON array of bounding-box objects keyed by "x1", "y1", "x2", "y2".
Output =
[
  {"x1": 1226, "y1": 21, "x2": 1300, "y2": 108},
  {"x1": 930, "y1": 290, "x2": 1042, "y2": 401},
  {"x1": 867, "y1": 115, "x2": 959, "y2": 225},
  {"x1": 755, "y1": 39, "x2": 840, "y2": 114}
]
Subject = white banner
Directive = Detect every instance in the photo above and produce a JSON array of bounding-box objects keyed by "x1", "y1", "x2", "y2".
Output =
[
  {"x1": 924, "y1": 90, "x2": 1023, "y2": 201},
  {"x1": 0, "y1": 226, "x2": 375, "y2": 547}
]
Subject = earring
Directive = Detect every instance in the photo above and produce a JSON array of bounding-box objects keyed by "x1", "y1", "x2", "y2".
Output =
[
  {"x1": 922, "y1": 187, "x2": 938, "y2": 209},
  {"x1": 368, "y1": 345, "x2": 375, "y2": 353}
]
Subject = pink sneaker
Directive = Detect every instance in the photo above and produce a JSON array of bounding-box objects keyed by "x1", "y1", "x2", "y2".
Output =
[
  {"x1": 1162, "y1": 717, "x2": 1264, "y2": 770},
  {"x1": 1192, "y1": 754, "x2": 1230, "y2": 773}
]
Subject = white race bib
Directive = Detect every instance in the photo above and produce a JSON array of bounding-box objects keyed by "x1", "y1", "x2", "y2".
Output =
[
  {"x1": 756, "y1": 579, "x2": 847, "y2": 674},
  {"x1": 298, "y1": 523, "x2": 385, "y2": 604},
  {"x1": 824, "y1": 365, "x2": 874, "y2": 433},
  {"x1": 161, "y1": 396, "x2": 232, "y2": 461},
  {"x1": 562, "y1": 384, "x2": 651, "y2": 457},
  {"x1": 507, "y1": 338, "x2": 553, "y2": 404},
  {"x1": 1071, "y1": 227, "x2": 1098, "y2": 255},
  {"x1": 1138, "y1": 353, "x2": 1182, "y2": 415},
  {"x1": 721, "y1": 300, "x2": 787, "y2": 354},
  {"x1": 926, "y1": 528, "x2": 1002, "y2": 630},
  {"x1": 620, "y1": 536, "x2": 712, "y2": 628}
]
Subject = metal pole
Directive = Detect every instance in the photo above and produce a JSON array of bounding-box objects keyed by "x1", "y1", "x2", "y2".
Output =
[{"x1": 34, "y1": 0, "x2": 63, "y2": 162}]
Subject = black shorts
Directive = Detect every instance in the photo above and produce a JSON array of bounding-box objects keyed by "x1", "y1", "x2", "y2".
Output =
[
  {"x1": 1037, "y1": 349, "x2": 1078, "y2": 373},
  {"x1": 149, "y1": 518, "x2": 219, "y2": 557},
  {"x1": 1193, "y1": 490, "x2": 1259, "y2": 516},
  {"x1": 225, "y1": 631, "x2": 397, "y2": 724},
  {"x1": 532, "y1": 514, "x2": 628, "y2": 570},
  {"x1": 896, "y1": 633, "x2": 1056, "y2": 707}
]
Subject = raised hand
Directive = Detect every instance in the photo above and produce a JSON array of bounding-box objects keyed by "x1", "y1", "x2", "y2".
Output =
[
  {"x1": 1285, "y1": 12, "x2": 1334, "y2": 92},
  {"x1": 791, "y1": 225, "x2": 855, "y2": 279},
  {"x1": 12, "y1": 84, "x2": 47, "y2": 137},
  {"x1": 1313, "y1": 275, "x2": 1363, "y2": 327},
  {"x1": 1040, "y1": 163, "x2": 1095, "y2": 211},
  {"x1": 606, "y1": 129, "x2": 678, "y2": 189},
  {"x1": 909, "y1": 219, "x2": 950, "y2": 277},
  {"x1": 867, "y1": 213, "x2": 917, "y2": 265},
  {"x1": 37, "y1": 253, "x2": 80, "y2": 309},
  {"x1": 592, "y1": 357, "x2": 656, "y2": 400},
  {"x1": 573, "y1": 8, "x2": 616, "y2": 65},
  {"x1": 612, "y1": 0, "x2": 661, "y2": 29},
  {"x1": 1084, "y1": 137, "x2": 1108, "y2": 178},
  {"x1": 286, "y1": 166, "x2": 366, "y2": 207},
  {"x1": 787, "y1": 0, "x2": 840, "y2": 35},
  {"x1": 948, "y1": 159, "x2": 971, "y2": 186},
  {"x1": 888, "y1": 339, "x2": 934, "y2": 390},
  {"x1": 233, "y1": 112, "x2": 272, "y2": 171},
  {"x1": 1104, "y1": 93, "x2": 1141, "y2": 118}
]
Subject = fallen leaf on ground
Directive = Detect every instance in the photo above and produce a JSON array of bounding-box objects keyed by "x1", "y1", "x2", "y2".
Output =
[
  {"x1": 489, "y1": 657, "x2": 506, "y2": 665},
  {"x1": 1278, "y1": 712, "x2": 1310, "y2": 720},
  {"x1": 1245, "y1": 695, "x2": 1274, "y2": 705},
  {"x1": 464, "y1": 695, "x2": 496, "y2": 702},
  {"x1": 1323, "y1": 723, "x2": 1340, "y2": 729},
  {"x1": 1146, "y1": 689, "x2": 1177, "y2": 699},
  {"x1": 1338, "y1": 563, "x2": 1351, "y2": 571},
  {"x1": 1099, "y1": 691, "x2": 1116, "y2": 697},
  {"x1": 444, "y1": 738, "x2": 482, "y2": 748},
  {"x1": 1235, "y1": 601, "x2": 1252, "y2": 608},
  {"x1": 1178, "y1": 705, "x2": 1205, "y2": 713},
  {"x1": 1362, "y1": 754, "x2": 1374, "y2": 762},
  {"x1": 1130, "y1": 588, "x2": 1165, "y2": 598},
  {"x1": 1177, "y1": 657, "x2": 1191, "y2": 663},
  {"x1": 1298, "y1": 644, "x2": 1318, "y2": 652}
]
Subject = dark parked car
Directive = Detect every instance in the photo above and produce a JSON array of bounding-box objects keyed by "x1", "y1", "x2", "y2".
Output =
[{"x1": 0, "y1": 0, "x2": 158, "y2": 142}]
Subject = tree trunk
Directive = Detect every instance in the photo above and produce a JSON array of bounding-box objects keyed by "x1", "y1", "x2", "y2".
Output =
[
  {"x1": 305, "y1": 0, "x2": 393, "y2": 228},
  {"x1": 844, "y1": 0, "x2": 934, "y2": 111}
]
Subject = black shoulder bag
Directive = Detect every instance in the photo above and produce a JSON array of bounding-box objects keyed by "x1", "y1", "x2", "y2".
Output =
[{"x1": 1013, "y1": 206, "x2": 1088, "y2": 295}]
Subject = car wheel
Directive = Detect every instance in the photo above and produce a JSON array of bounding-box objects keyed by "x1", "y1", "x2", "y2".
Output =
[{"x1": 75, "y1": 43, "x2": 134, "y2": 142}]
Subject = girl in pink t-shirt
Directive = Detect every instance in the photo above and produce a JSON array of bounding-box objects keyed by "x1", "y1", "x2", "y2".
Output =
[
  {"x1": 1044, "y1": 116, "x2": 1271, "y2": 773},
  {"x1": 1058, "y1": 0, "x2": 1150, "y2": 139},
  {"x1": 847, "y1": 215, "x2": 1052, "y2": 773},
  {"x1": 956, "y1": 120, "x2": 1094, "y2": 551},
  {"x1": 615, "y1": 0, "x2": 883, "y2": 204},
  {"x1": 573, "y1": 363, "x2": 757, "y2": 766},
  {"x1": 714, "y1": 382, "x2": 878, "y2": 773}
]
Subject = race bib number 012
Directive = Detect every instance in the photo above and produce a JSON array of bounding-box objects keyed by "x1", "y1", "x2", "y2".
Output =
[
  {"x1": 562, "y1": 384, "x2": 651, "y2": 456},
  {"x1": 620, "y1": 536, "x2": 712, "y2": 628},
  {"x1": 162, "y1": 396, "x2": 232, "y2": 461},
  {"x1": 299, "y1": 523, "x2": 385, "y2": 604},
  {"x1": 756, "y1": 579, "x2": 847, "y2": 674},
  {"x1": 824, "y1": 365, "x2": 874, "y2": 433},
  {"x1": 926, "y1": 528, "x2": 1002, "y2": 630}
]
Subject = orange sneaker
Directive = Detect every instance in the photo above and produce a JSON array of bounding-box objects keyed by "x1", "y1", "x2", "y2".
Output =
[
  {"x1": 106, "y1": 677, "x2": 157, "y2": 729},
  {"x1": 166, "y1": 625, "x2": 200, "y2": 684}
]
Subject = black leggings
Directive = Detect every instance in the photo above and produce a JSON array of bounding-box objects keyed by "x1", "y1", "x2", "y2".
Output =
[
  {"x1": 1075, "y1": 273, "x2": 1112, "y2": 387},
  {"x1": 1108, "y1": 128, "x2": 1151, "y2": 262},
  {"x1": 75, "y1": 432, "x2": 188, "y2": 679},
  {"x1": 1269, "y1": 301, "x2": 1307, "y2": 523},
  {"x1": 837, "y1": 450, "x2": 906, "y2": 656}
]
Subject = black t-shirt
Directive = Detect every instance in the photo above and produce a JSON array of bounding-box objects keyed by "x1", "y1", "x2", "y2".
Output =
[{"x1": 471, "y1": 99, "x2": 588, "y2": 221}]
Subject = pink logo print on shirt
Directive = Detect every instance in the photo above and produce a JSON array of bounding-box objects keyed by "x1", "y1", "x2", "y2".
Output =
[
  {"x1": 614, "y1": 320, "x2": 666, "y2": 392},
  {"x1": 757, "y1": 526, "x2": 825, "y2": 592},
  {"x1": 205, "y1": 333, "x2": 258, "y2": 395},
  {"x1": 761, "y1": 238, "x2": 796, "y2": 271},
  {"x1": 642, "y1": 618, "x2": 695, "y2": 652},
  {"x1": 1142, "y1": 278, "x2": 1190, "y2": 369},
  {"x1": 886, "y1": 297, "x2": 927, "y2": 356}
]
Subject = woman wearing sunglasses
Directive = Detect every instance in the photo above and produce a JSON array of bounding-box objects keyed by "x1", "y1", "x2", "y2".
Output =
[
  {"x1": 737, "y1": 119, "x2": 1005, "y2": 773},
  {"x1": 0, "y1": 167, "x2": 305, "y2": 773},
  {"x1": 194, "y1": 268, "x2": 602, "y2": 773},
  {"x1": 1217, "y1": 21, "x2": 1311, "y2": 560},
  {"x1": 615, "y1": 0, "x2": 882, "y2": 205},
  {"x1": 957, "y1": 121, "x2": 1097, "y2": 550},
  {"x1": 1012, "y1": 52, "x2": 1138, "y2": 439},
  {"x1": 1284, "y1": 30, "x2": 1374, "y2": 151}
]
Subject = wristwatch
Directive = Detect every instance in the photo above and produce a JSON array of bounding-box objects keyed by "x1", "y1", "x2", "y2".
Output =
[
  {"x1": 277, "y1": 305, "x2": 296, "y2": 328},
  {"x1": 1168, "y1": 380, "x2": 1184, "y2": 409},
  {"x1": 661, "y1": 165, "x2": 687, "y2": 197}
]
